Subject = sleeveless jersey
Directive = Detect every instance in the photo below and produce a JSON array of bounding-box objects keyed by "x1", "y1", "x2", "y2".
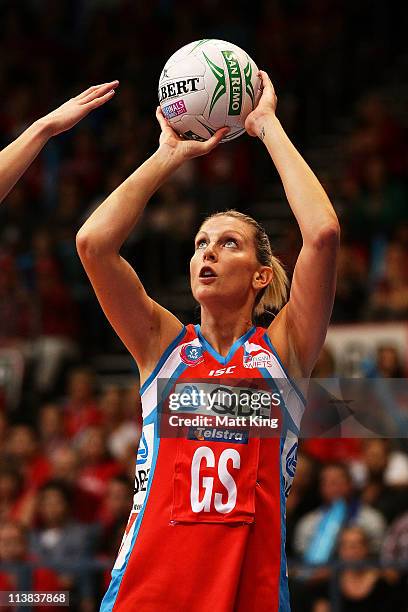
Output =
[{"x1": 101, "y1": 324, "x2": 306, "y2": 612}]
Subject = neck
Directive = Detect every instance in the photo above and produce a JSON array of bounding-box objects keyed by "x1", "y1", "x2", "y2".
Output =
[{"x1": 199, "y1": 306, "x2": 254, "y2": 357}]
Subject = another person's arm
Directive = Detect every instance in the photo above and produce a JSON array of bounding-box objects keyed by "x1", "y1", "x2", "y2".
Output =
[
  {"x1": 246, "y1": 71, "x2": 340, "y2": 377},
  {"x1": 0, "y1": 81, "x2": 118, "y2": 203},
  {"x1": 76, "y1": 108, "x2": 228, "y2": 382}
]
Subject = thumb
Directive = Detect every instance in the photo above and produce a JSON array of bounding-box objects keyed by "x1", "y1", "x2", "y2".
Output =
[
  {"x1": 203, "y1": 127, "x2": 230, "y2": 152},
  {"x1": 156, "y1": 106, "x2": 170, "y2": 131}
]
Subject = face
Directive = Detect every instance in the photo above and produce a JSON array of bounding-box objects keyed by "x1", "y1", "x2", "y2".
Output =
[
  {"x1": 363, "y1": 440, "x2": 388, "y2": 474},
  {"x1": 338, "y1": 528, "x2": 368, "y2": 562},
  {"x1": 105, "y1": 480, "x2": 132, "y2": 518},
  {"x1": 7, "y1": 426, "x2": 37, "y2": 460},
  {"x1": 0, "y1": 473, "x2": 19, "y2": 500},
  {"x1": 377, "y1": 347, "x2": 400, "y2": 376},
  {"x1": 79, "y1": 426, "x2": 106, "y2": 463},
  {"x1": 100, "y1": 386, "x2": 122, "y2": 420},
  {"x1": 68, "y1": 370, "x2": 93, "y2": 402},
  {"x1": 0, "y1": 524, "x2": 26, "y2": 562},
  {"x1": 39, "y1": 404, "x2": 62, "y2": 439},
  {"x1": 51, "y1": 447, "x2": 79, "y2": 482},
  {"x1": 320, "y1": 466, "x2": 351, "y2": 504},
  {"x1": 190, "y1": 216, "x2": 271, "y2": 312},
  {"x1": 39, "y1": 489, "x2": 68, "y2": 526}
]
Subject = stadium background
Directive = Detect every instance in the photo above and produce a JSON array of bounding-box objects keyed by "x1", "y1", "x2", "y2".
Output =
[{"x1": 0, "y1": 0, "x2": 407, "y2": 610}]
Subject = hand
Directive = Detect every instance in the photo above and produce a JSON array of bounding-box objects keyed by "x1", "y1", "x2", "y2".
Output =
[
  {"x1": 155, "y1": 106, "x2": 229, "y2": 163},
  {"x1": 40, "y1": 81, "x2": 119, "y2": 137},
  {"x1": 245, "y1": 70, "x2": 277, "y2": 138}
]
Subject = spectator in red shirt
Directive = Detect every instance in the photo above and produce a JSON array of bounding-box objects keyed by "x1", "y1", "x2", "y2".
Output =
[
  {"x1": 99, "y1": 385, "x2": 141, "y2": 462},
  {"x1": 97, "y1": 475, "x2": 133, "y2": 538},
  {"x1": 0, "y1": 520, "x2": 62, "y2": 612},
  {"x1": 37, "y1": 403, "x2": 66, "y2": 455},
  {"x1": 76, "y1": 426, "x2": 122, "y2": 498},
  {"x1": 63, "y1": 367, "x2": 102, "y2": 439},
  {"x1": 5, "y1": 424, "x2": 51, "y2": 490},
  {"x1": 0, "y1": 468, "x2": 28, "y2": 524},
  {"x1": 48, "y1": 445, "x2": 101, "y2": 523}
]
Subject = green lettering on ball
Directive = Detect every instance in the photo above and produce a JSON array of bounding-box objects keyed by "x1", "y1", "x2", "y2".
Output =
[
  {"x1": 244, "y1": 59, "x2": 255, "y2": 108},
  {"x1": 222, "y1": 50, "x2": 243, "y2": 116}
]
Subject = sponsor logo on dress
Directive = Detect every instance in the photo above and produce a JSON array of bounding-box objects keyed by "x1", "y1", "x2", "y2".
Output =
[
  {"x1": 188, "y1": 426, "x2": 249, "y2": 444},
  {"x1": 133, "y1": 423, "x2": 154, "y2": 513},
  {"x1": 180, "y1": 344, "x2": 204, "y2": 366},
  {"x1": 243, "y1": 347, "x2": 273, "y2": 369},
  {"x1": 162, "y1": 99, "x2": 187, "y2": 119}
]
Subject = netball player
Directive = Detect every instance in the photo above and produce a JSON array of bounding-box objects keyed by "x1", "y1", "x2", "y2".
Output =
[
  {"x1": 0, "y1": 81, "x2": 119, "y2": 203},
  {"x1": 77, "y1": 71, "x2": 340, "y2": 611}
]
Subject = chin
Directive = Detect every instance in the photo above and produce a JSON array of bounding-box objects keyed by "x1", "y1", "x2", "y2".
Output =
[{"x1": 194, "y1": 285, "x2": 226, "y2": 305}]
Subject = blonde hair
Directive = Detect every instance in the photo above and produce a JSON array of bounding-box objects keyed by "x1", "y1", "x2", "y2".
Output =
[{"x1": 202, "y1": 210, "x2": 288, "y2": 317}]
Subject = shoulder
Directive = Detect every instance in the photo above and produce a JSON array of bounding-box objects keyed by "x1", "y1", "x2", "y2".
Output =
[
  {"x1": 359, "y1": 505, "x2": 386, "y2": 527},
  {"x1": 296, "y1": 508, "x2": 322, "y2": 530},
  {"x1": 139, "y1": 323, "x2": 195, "y2": 392},
  {"x1": 266, "y1": 306, "x2": 306, "y2": 379}
]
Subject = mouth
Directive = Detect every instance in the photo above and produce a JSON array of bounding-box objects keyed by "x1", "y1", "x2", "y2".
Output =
[{"x1": 199, "y1": 266, "x2": 217, "y2": 283}]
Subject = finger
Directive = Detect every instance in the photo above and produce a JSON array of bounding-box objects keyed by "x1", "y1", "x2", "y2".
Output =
[
  {"x1": 258, "y1": 70, "x2": 274, "y2": 93},
  {"x1": 75, "y1": 85, "x2": 102, "y2": 99},
  {"x1": 83, "y1": 88, "x2": 117, "y2": 110},
  {"x1": 155, "y1": 106, "x2": 171, "y2": 131},
  {"x1": 202, "y1": 127, "x2": 230, "y2": 152},
  {"x1": 77, "y1": 80, "x2": 119, "y2": 102},
  {"x1": 76, "y1": 80, "x2": 119, "y2": 99}
]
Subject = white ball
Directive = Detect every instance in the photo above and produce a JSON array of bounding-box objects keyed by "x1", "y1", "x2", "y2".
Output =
[{"x1": 158, "y1": 39, "x2": 261, "y2": 143}]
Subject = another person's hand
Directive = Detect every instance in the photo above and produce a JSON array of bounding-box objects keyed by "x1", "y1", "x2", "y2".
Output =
[
  {"x1": 245, "y1": 70, "x2": 277, "y2": 138},
  {"x1": 39, "y1": 80, "x2": 119, "y2": 138},
  {"x1": 156, "y1": 106, "x2": 229, "y2": 163}
]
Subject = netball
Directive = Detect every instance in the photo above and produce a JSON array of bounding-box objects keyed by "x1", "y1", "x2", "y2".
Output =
[{"x1": 158, "y1": 39, "x2": 261, "y2": 142}]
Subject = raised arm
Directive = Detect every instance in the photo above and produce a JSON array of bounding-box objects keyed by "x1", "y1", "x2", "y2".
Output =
[
  {"x1": 76, "y1": 108, "x2": 228, "y2": 382},
  {"x1": 0, "y1": 81, "x2": 119, "y2": 203},
  {"x1": 246, "y1": 71, "x2": 340, "y2": 377}
]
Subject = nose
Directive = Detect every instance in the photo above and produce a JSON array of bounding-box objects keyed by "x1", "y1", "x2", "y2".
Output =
[{"x1": 203, "y1": 242, "x2": 217, "y2": 262}]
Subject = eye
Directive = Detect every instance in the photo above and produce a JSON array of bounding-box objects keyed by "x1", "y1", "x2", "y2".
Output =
[
  {"x1": 195, "y1": 239, "x2": 207, "y2": 250},
  {"x1": 224, "y1": 238, "x2": 238, "y2": 248}
]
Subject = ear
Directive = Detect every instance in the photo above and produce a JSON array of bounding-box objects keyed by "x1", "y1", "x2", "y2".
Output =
[{"x1": 252, "y1": 266, "x2": 273, "y2": 291}]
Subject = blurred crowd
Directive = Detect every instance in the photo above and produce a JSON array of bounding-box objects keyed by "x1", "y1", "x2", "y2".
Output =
[
  {"x1": 0, "y1": 0, "x2": 407, "y2": 610},
  {"x1": 0, "y1": 368, "x2": 142, "y2": 610}
]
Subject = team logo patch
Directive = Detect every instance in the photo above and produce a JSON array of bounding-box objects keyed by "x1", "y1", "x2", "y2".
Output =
[
  {"x1": 136, "y1": 432, "x2": 149, "y2": 464},
  {"x1": 286, "y1": 442, "x2": 298, "y2": 478},
  {"x1": 180, "y1": 344, "x2": 204, "y2": 366},
  {"x1": 243, "y1": 347, "x2": 273, "y2": 369},
  {"x1": 162, "y1": 99, "x2": 187, "y2": 119},
  {"x1": 176, "y1": 384, "x2": 201, "y2": 411}
]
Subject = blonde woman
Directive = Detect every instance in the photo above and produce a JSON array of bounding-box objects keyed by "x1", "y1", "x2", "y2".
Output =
[{"x1": 77, "y1": 71, "x2": 339, "y2": 612}]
